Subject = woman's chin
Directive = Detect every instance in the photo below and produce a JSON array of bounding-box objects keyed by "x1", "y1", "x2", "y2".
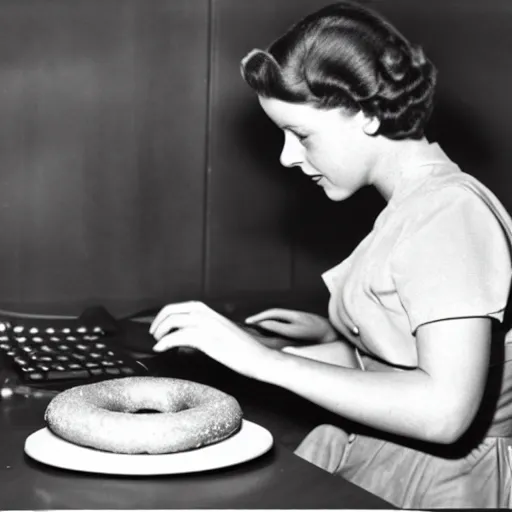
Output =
[{"x1": 323, "y1": 187, "x2": 353, "y2": 202}]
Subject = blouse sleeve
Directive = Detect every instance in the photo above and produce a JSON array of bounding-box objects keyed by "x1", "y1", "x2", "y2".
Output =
[{"x1": 391, "y1": 185, "x2": 512, "y2": 334}]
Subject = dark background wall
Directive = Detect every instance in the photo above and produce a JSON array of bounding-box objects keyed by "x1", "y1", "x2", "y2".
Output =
[{"x1": 0, "y1": 0, "x2": 510, "y2": 317}]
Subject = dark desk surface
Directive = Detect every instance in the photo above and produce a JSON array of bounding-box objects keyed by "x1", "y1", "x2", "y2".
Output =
[{"x1": 0, "y1": 352, "x2": 394, "y2": 510}]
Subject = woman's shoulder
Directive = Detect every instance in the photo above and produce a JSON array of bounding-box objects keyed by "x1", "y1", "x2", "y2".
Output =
[
  {"x1": 388, "y1": 169, "x2": 512, "y2": 259},
  {"x1": 399, "y1": 168, "x2": 510, "y2": 228}
]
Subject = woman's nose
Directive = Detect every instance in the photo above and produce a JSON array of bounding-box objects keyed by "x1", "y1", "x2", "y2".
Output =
[{"x1": 280, "y1": 132, "x2": 303, "y2": 168}]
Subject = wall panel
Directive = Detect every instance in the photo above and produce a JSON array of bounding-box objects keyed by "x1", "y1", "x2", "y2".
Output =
[{"x1": 0, "y1": 0, "x2": 209, "y2": 316}]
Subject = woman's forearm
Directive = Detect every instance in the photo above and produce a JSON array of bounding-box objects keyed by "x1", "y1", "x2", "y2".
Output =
[
  {"x1": 281, "y1": 341, "x2": 359, "y2": 368},
  {"x1": 256, "y1": 350, "x2": 465, "y2": 444}
]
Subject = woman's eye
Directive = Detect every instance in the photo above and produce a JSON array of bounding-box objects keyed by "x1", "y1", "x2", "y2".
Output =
[{"x1": 284, "y1": 129, "x2": 309, "y2": 144}]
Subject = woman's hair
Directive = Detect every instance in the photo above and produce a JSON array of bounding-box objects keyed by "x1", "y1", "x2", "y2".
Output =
[{"x1": 241, "y1": 1, "x2": 437, "y2": 140}]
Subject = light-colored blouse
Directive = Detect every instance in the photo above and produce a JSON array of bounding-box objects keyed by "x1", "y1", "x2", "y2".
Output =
[
  {"x1": 320, "y1": 142, "x2": 512, "y2": 507},
  {"x1": 323, "y1": 143, "x2": 511, "y2": 367}
]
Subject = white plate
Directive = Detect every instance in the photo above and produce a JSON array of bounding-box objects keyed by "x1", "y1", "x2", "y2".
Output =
[{"x1": 24, "y1": 420, "x2": 273, "y2": 475}]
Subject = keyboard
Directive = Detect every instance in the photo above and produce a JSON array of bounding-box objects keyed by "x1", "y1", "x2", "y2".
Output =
[{"x1": 0, "y1": 313, "x2": 150, "y2": 388}]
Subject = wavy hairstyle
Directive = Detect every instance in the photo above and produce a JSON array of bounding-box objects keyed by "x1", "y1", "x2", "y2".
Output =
[{"x1": 241, "y1": 1, "x2": 437, "y2": 140}]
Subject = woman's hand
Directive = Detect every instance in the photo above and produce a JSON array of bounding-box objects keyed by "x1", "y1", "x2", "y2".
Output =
[
  {"x1": 149, "y1": 301, "x2": 273, "y2": 379},
  {"x1": 245, "y1": 308, "x2": 338, "y2": 343}
]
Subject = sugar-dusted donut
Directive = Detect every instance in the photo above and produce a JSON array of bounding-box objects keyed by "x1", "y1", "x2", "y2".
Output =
[{"x1": 44, "y1": 376, "x2": 243, "y2": 454}]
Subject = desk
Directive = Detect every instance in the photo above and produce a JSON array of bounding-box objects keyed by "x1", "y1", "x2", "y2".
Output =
[{"x1": 0, "y1": 353, "x2": 394, "y2": 510}]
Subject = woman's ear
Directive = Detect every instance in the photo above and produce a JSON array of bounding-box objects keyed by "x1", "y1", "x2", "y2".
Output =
[
  {"x1": 353, "y1": 110, "x2": 380, "y2": 135},
  {"x1": 362, "y1": 115, "x2": 380, "y2": 135}
]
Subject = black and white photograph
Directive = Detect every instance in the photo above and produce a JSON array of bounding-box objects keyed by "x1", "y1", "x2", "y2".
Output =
[{"x1": 0, "y1": 1, "x2": 511, "y2": 510}]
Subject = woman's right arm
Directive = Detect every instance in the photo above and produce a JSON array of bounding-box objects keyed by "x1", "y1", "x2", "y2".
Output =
[{"x1": 257, "y1": 316, "x2": 492, "y2": 444}]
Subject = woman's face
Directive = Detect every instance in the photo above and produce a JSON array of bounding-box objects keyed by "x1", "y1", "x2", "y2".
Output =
[{"x1": 258, "y1": 96, "x2": 379, "y2": 201}]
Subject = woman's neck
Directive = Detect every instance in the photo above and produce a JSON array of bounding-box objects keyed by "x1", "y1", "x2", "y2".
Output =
[{"x1": 368, "y1": 137, "x2": 432, "y2": 202}]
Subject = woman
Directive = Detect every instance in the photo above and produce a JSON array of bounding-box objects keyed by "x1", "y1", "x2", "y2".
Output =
[{"x1": 150, "y1": 2, "x2": 512, "y2": 508}]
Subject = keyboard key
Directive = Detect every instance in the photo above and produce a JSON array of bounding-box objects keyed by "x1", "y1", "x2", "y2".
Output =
[
  {"x1": 28, "y1": 373, "x2": 45, "y2": 381},
  {"x1": 47, "y1": 369, "x2": 90, "y2": 380},
  {"x1": 35, "y1": 355, "x2": 53, "y2": 362}
]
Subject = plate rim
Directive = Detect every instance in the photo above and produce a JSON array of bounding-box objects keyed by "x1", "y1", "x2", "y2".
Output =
[{"x1": 24, "y1": 419, "x2": 273, "y2": 475}]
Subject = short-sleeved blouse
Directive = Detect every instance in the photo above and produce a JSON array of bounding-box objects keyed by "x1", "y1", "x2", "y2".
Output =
[
  {"x1": 320, "y1": 142, "x2": 512, "y2": 507},
  {"x1": 323, "y1": 142, "x2": 512, "y2": 368}
]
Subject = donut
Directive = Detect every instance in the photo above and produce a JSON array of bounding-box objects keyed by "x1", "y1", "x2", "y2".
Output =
[{"x1": 44, "y1": 376, "x2": 243, "y2": 454}]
